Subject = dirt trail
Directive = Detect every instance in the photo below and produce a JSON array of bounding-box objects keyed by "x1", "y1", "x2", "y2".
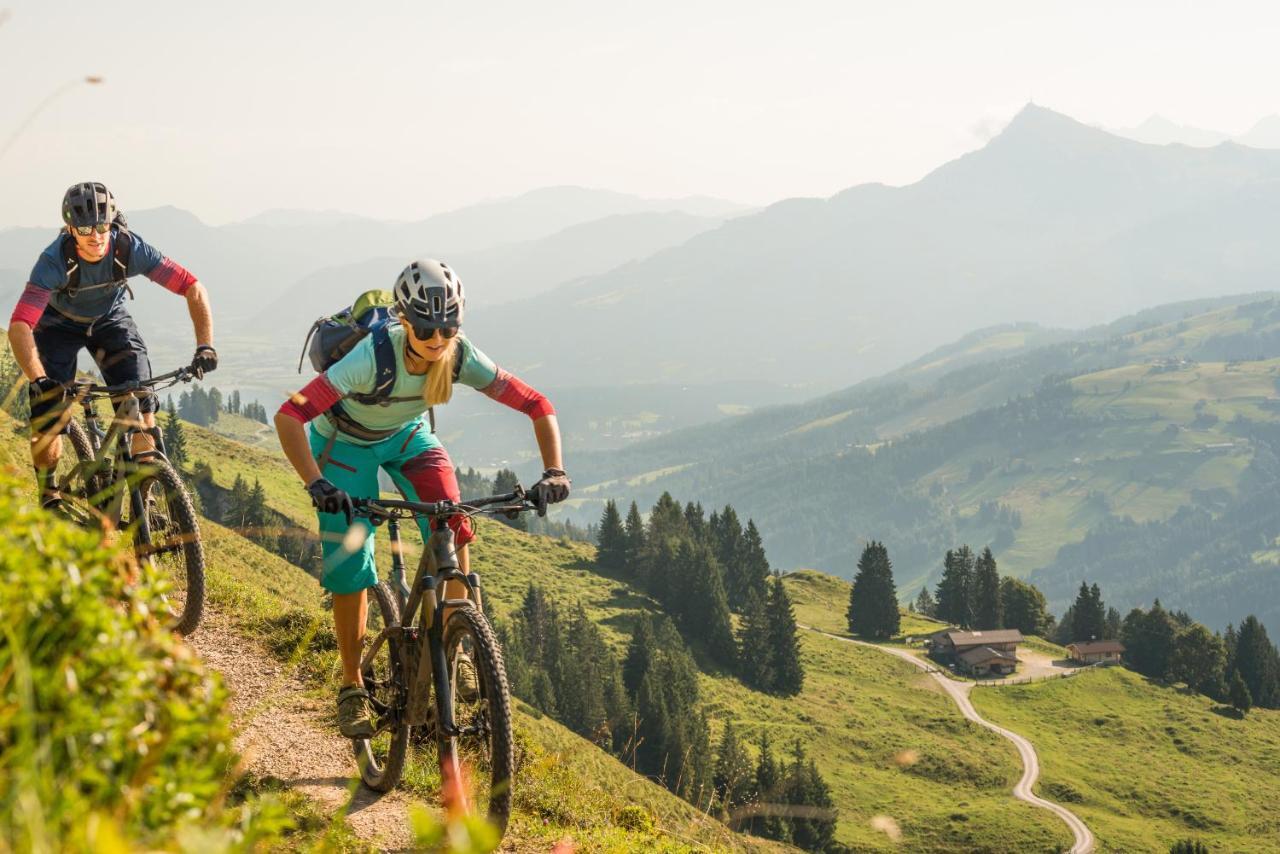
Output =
[
  {"x1": 190, "y1": 615, "x2": 418, "y2": 851},
  {"x1": 805, "y1": 627, "x2": 1096, "y2": 854}
]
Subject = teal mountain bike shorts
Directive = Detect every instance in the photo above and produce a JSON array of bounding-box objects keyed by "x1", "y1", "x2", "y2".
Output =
[{"x1": 309, "y1": 417, "x2": 474, "y2": 594}]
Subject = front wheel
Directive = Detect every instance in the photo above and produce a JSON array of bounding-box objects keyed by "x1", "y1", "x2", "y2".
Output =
[
  {"x1": 130, "y1": 458, "x2": 205, "y2": 636},
  {"x1": 355, "y1": 581, "x2": 411, "y2": 791},
  {"x1": 440, "y1": 606, "x2": 515, "y2": 837}
]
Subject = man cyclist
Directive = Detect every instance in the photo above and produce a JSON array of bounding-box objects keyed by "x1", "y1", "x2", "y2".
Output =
[{"x1": 6, "y1": 182, "x2": 216, "y2": 507}]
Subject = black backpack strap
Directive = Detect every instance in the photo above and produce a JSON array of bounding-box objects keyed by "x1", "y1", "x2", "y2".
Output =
[
  {"x1": 111, "y1": 223, "x2": 135, "y2": 300},
  {"x1": 58, "y1": 232, "x2": 81, "y2": 298}
]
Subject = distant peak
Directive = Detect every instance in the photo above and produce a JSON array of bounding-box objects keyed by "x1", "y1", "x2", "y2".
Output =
[{"x1": 1001, "y1": 102, "x2": 1089, "y2": 135}]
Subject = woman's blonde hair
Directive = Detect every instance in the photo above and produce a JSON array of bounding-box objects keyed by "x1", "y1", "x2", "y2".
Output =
[{"x1": 421, "y1": 336, "x2": 459, "y2": 407}]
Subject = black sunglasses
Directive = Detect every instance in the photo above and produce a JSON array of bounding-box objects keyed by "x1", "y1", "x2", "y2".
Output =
[
  {"x1": 411, "y1": 325, "x2": 459, "y2": 341},
  {"x1": 72, "y1": 223, "x2": 111, "y2": 236}
]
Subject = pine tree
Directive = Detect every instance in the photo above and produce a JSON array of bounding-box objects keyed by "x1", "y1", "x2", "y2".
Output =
[
  {"x1": 711, "y1": 506, "x2": 747, "y2": 609},
  {"x1": 1071, "y1": 582, "x2": 1106, "y2": 642},
  {"x1": 596, "y1": 500, "x2": 627, "y2": 570},
  {"x1": 737, "y1": 589, "x2": 774, "y2": 691},
  {"x1": 783, "y1": 740, "x2": 837, "y2": 852},
  {"x1": 713, "y1": 721, "x2": 754, "y2": 818},
  {"x1": 739, "y1": 521, "x2": 771, "y2": 608},
  {"x1": 847, "y1": 541, "x2": 900, "y2": 639},
  {"x1": 246, "y1": 479, "x2": 269, "y2": 533},
  {"x1": 1104, "y1": 607, "x2": 1123, "y2": 640},
  {"x1": 766, "y1": 576, "x2": 804, "y2": 696},
  {"x1": 674, "y1": 538, "x2": 737, "y2": 666},
  {"x1": 1169, "y1": 840, "x2": 1211, "y2": 854},
  {"x1": 750, "y1": 731, "x2": 788, "y2": 841},
  {"x1": 913, "y1": 586, "x2": 937, "y2": 618},
  {"x1": 162, "y1": 397, "x2": 188, "y2": 467},
  {"x1": 647, "y1": 492, "x2": 686, "y2": 544},
  {"x1": 1229, "y1": 669, "x2": 1252, "y2": 716},
  {"x1": 207, "y1": 387, "x2": 222, "y2": 422},
  {"x1": 227, "y1": 474, "x2": 249, "y2": 529},
  {"x1": 623, "y1": 613, "x2": 656, "y2": 697},
  {"x1": 1233, "y1": 615, "x2": 1280, "y2": 708},
  {"x1": 971, "y1": 547, "x2": 1002, "y2": 630},
  {"x1": 934, "y1": 547, "x2": 974, "y2": 628},
  {"x1": 623, "y1": 501, "x2": 646, "y2": 577},
  {"x1": 683, "y1": 501, "x2": 707, "y2": 542}
]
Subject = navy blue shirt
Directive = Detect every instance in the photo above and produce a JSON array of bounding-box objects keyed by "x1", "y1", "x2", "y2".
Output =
[{"x1": 28, "y1": 229, "x2": 164, "y2": 320}]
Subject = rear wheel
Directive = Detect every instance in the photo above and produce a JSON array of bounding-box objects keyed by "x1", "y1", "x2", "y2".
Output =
[
  {"x1": 129, "y1": 458, "x2": 205, "y2": 636},
  {"x1": 355, "y1": 581, "x2": 411, "y2": 791},
  {"x1": 439, "y1": 605, "x2": 514, "y2": 836}
]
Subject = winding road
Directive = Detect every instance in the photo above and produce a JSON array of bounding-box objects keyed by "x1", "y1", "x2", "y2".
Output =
[{"x1": 808, "y1": 628, "x2": 1096, "y2": 854}]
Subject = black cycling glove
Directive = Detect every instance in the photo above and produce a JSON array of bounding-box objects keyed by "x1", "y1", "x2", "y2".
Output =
[
  {"x1": 27, "y1": 377, "x2": 68, "y2": 431},
  {"x1": 191, "y1": 345, "x2": 218, "y2": 379},
  {"x1": 530, "y1": 468, "x2": 571, "y2": 517},
  {"x1": 307, "y1": 477, "x2": 354, "y2": 525}
]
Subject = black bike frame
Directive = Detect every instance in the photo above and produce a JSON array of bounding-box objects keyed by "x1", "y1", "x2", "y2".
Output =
[{"x1": 358, "y1": 495, "x2": 521, "y2": 739}]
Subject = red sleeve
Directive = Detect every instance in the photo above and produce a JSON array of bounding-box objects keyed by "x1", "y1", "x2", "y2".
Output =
[
  {"x1": 277, "y1": 374, "x2": 343, "y2": 424},
  {"x1": 145, "y1": 258, "x2": 198, "y2": 296},
  {"x1": 479, "y1": 368, "x2": 555, "y2": 420},
  {"x1": 9, "y1": 283, "x2": 50, "y2": 328}
]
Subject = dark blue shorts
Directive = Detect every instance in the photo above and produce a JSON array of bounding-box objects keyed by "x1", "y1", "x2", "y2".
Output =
[{"x1": 32, "y1": 302, "x2": 156, "y2": 431}]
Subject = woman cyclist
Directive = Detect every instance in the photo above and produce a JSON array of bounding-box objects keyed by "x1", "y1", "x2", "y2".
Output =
[{"x1": 274, "y1": 258, "x2": 570, "y2": 738}]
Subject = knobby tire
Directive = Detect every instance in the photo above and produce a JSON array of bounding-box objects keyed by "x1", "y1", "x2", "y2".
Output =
[
  {"x1": 440, "y1": 605, "x2": 515, "y2": 836},
  {"x1": 356, "y1": 581, "x2": 411, "y2": 792}
]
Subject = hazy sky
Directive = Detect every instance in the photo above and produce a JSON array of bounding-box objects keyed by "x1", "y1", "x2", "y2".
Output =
[{"x1": 3, "y1": 1, "x2": 1280, "y2": 227}]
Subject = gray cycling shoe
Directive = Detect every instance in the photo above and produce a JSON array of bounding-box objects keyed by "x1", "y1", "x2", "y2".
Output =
[{"x1": 337, "y1": 684, "x2": 376, "y2": 739}]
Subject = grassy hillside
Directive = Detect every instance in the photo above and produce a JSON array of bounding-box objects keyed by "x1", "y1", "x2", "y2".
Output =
[
  {"x1": 787, "y1": 568, "x2": 1280, "y2": 852},
  {"x1": 971, "y1": 667, "x2": 1280, "y2": 853},
  {"x1": 0, "y1": 409, "x2": 774, "y2": 852}
]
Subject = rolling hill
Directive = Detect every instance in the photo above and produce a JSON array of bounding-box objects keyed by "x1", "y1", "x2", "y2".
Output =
[{"x1": 563, "y1": 295, "x2": 1280, "y2": 628}]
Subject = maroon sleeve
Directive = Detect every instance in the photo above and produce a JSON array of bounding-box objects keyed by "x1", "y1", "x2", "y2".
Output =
[
  {"x1": 145, "y1": 258, "x2": 198, "y2": 296},
  {"x1": 277, "y1": 374, "x2": 343, "y2": 424},
  {"x1": 9, "y1": 283, "x2": 50, "y2": 328},
  {"x1": 479, "y1": 368, "x2": 555, "y2": 420}
]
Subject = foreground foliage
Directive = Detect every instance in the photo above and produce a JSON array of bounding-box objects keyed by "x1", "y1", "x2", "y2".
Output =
[{"x1": 0, "y1": 473, "x2": 284, "y2": 851}]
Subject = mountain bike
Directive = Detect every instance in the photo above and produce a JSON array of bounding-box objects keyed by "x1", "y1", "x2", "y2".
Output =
[
  {"x1": 54, "y1": 367, "x2": 206, "y2": 635},
  {"x1": 351, "y1": 488, "x2": 537, "y2": 837}
]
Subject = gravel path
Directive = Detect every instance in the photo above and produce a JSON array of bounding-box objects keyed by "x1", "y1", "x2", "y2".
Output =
[
  {"x1": 190, "y1": 615, "x2": 419, "y2": 851},
  {"x1": 806, "y1": 627, "x2": 1096, "y2": 854}
]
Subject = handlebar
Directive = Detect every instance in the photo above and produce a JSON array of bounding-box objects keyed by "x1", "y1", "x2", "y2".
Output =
[
  {"x1": 70, "y1": 366, "x2": 198, "y2": 398},
  {"x1": 351, "y1": 487, "x2": 538, "y2": 524}
]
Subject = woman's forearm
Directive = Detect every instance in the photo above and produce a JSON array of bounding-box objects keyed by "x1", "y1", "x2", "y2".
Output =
[
  {"x1": 532, "y1": 414, "x2": 564, "y2": 471},
  {"x1": 275, "y1": 412, "x2": 323, "y2": 484}
]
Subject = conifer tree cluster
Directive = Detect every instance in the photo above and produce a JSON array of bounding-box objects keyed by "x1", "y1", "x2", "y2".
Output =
[
  {"x1": 717, "y1": 730, "x2": 836, "y2": 851},
  {"x1": 596, "y1": 495, "x2": 804, "y2": 695},
  {"x1": 502, "y1": 586, "x2": 630, "y2": 750},
  {"x1": 502, "y1": 588, "x2": 716, "y2": 806},
  {"x1": 1119, "y1": 600, "x2": 1280, "y2": 713},
  {"x1": 172, "y1": 388, "x2": 269, "y2": 426},
  {"x1": 927, "y1": 544, "x2": 1050, "y2": 635},
  {"x1": 847, "y1": 541, "x2": 900, "y2": 639}
]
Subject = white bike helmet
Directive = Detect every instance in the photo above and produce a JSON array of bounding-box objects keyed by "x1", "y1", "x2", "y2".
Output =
[{"x1": 393, "y1": 258, "x2": 465, "y2": 335}]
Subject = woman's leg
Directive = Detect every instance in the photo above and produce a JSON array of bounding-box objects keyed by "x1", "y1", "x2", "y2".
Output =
[
  {"x1": 307, "y1": 429, "x2": 381, "y2": 695},
  {"x1": 382, "y1": 430, "x2": 475, "y2": 603}
]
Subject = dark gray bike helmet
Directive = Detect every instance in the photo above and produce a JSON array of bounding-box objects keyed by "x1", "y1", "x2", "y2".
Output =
[
  {"x1": 62, "y1": 181, "x2": 117, "y2": 227},
  {"x1": 393, "y1": 258, "x2": 465, "y2": 334}
]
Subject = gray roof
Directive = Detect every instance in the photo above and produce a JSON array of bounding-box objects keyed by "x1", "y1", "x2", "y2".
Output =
[
  {"x1": 1068, "y1": 640, "x2": 1125, "y2": 655},
  {"x1": 939, "y1": 629, "x2": 1025, "y2": 648},
  {"x1": 957, "y1": 646, "x2": 1019, "y2": 666}
]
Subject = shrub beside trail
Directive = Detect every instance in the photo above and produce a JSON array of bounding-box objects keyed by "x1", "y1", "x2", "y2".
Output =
[{"x1": 0, "y1": 473, "x2": 284, "y2": 851}]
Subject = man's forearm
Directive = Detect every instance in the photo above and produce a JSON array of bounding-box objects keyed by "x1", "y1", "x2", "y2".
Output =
[
  {"x1": 185, "y1": 281, "x2": 213, "y2": 346},
  {"x1": 6, "y1": 323, "x2": 46, "y2": 381}
]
